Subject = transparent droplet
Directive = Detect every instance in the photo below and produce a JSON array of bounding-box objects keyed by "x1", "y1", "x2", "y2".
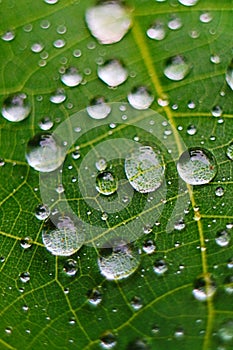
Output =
[
  {"x1": 177, "y1": 148, "x2": 217, "y2": 185},
  {"x1": 20, "y1": 237, "x2": 32, "y2": 249},
  {"x1": 95, "y1": 158, "x2": 107, "y2": 171},
  {"x1": 35, "y1": 204, "x2": 50, "y2": 220},
  {"x1": 85, "y1": 2, "x2": 132, "y2": 45},
  {"x1": 211, "y1": 105, "x2": 222, "y2": 117},
  {"x1": 31, "y1": 43, "x2": 44, "y2": 53},
  {"x1": 192, "y1": 275, "x2": 216, "y2": 301},
  {"x1": 98, "y1": 242, "x2": 140, "y2": 280},
  {"x1": 226, "y1": 60, "x2": 233, "y2": 90},
  {"x1": 97, "y1": 59, "x2": 128, "y2": 87},
  {"x1": 0, "y1": 158, "x2": 5, "y2": 167},
  {"x1": 72, "y1": 150, "x2": 80, "y2": 160},
  {"x1": 187, "y1": 124, "x2": 197, "y2": 135},
  {"x1": 101, "y1": 212, "x2": 108, "y2": 221},
  {"x1": 215, "y1": 230, "x2": 230, "y2": 247},
  {"x1": 63, "y1": 259, "x2": 78, "y2": 276},
  {"x1": 168, "y1": 16, "x2": 182, "y2": 30},
  {"x1": 164, "y1": 55, "x2": 192, "y2": 81},
  {"x1": 146, "y1": 21, "x2": 166, "y2": 40},
  {"x1": 87, "y1": 288, "x2": 102, "y2": 306},
  {"x1": 215, "y1": 187, "x2": 224, "y2": 197},
  {"x1": 1, "y1": 93, "x2": 31, "y2": 122},
  {"x1": 100, "y1": 331, "x2": 117, "y2": 349},
  {"x1": 226, "y1": 143, "x2": 233, "y2": 160},
  {"x1": 125, "y1": 145, "x2": 165, "y2": 193},
  {"x1": 178, "y1": 0, "x2": 199, "y2": 5},
  {"x1": 127, "y1": 86, "x2": 154, "y2": 110},
  {"x1": 26, "y1": 133, "x2": 65, "y2": 172},
  {"x1": 42, "y1": 215, "x2": 84, "y2": 256},
  {"x1": 96, "y1": 171, "x2": 118, "y2": 196},
  {"x1": 56, "y1": 184, "x2": 65, "y2": 194},
  {"x1": 142, "y1": 240, "x2": 156, "y2": 254},
  {"x1": 153, "y1": 259, "x2": 168, "y2": 275},
  {"x1": 174, "y1": 219, "x2": 185, "y2": 231},
  {"x1": 174, "y1": 327, "x2": 185, "y2": 339},
  {"x1": 187, "y1": 100, "x2": 196, "y2": 109},
  {"x1": 131, "y1": 296, "x2": 143, "y2": 310},
  {"x1": 50, "y1": 89, "x2": 66, "y2": 104},
  {"x1": 218, "y1": 320, "x2": 233, "y2": 343},
  {"x1": 38, "y1": 116, "x2": 54, "y2": 131},
  {"x1": 210, "y1": 54, "x2": 221, "y2": 64},
  {"x1": 200, "y1": 12, "x2": 212, "y2": 23},
  {"x1": 53, "y1": 39, "x2": 66, "y2": 48},
  {"x1": 1, "y1": 30, "x2": 15, "y2": 42},
  {"x1": 20, "y1": 272, "x2": 30, "y2": 283},
  {"x1": 87, "y1": 96, "x2": 111, "y2": 120},
  {"x1": 127, "y1": 339, "x2": 149, "y2": 350},
  {"x1": 44, "y1": 0, "x2": 58, "y2": 3},
  {"x1": 61, "y1": 67, "x2": 82, "y2": 87}
]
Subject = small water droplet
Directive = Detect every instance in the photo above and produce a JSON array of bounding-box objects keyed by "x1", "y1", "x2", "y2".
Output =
[
  {"x1": 178, "y1": 0, "x2": 199, "y2": 6},
  {"x1": 57, "y1": 24, "x2": 67, "y2": 34},
  {"x1": 87, "y1": 288, "x2": 102, "y2": 306},
  {"x1": 35, "y1": 204, "x2": 50, "y2": 220},
  {"x1": 44, "y1": 0, "x2": 59, "y2": 3},
  {"x1": 5, "y1": 327, "x2": 12, "y2": 334},
  {"x1": 131, "y1": 296, "x2": 143, "y2": 310},
  {"x1": 87, "y1": 96, "x2": 111, "y2": 119},
  {"x1": 168, "y1": 16, "x2": 182, "y2": 30},
  {"x1": 56, "y1": 184, "x2": 65, "y2": 194},
  {"x1": 226, "y1": 60, "x2": 233, "y2": 90},
  {"x1": 100, "y1": 331, "x2": 117, "y2": 349},
  {"x1": 177, "y1": 148, "x2": 217, "y2": 185},
  {"x1": 174, "y1": 327, "x2": 185, "y2": 339},
  {"x1": 61, "y1": 67, "x2": 82, "y2": 87},
  {"x1": 211, "y1": 105, "x2": 222, "y2": 117},
  {"x1": 0, "y1": 158, "x2": 5, "y2": 167},
  {"x1": 174, "y1": 219, "x2": 185, "y2": 231},
  {"x1": 96, "y1": 158, "x2": 107, "y2": 172},
  {"x1": 97, "y1": 59, "x2": 128, "y2": 87},
  {"x1": 1, "y1": 93, "x2": 31, "y2": 122},
  {"x1": 200, "y1": 12, "x2": 212, "y2": 23},
  {"x1": 142, "y1": 240, "x2": 156, "y2": 254},
  {"x1": 50, "y1": 89, "x2": 66, "y2": 104},
  {"x1": 224, "y1": 276, "x2": 233, "y2": 295},
  {"x1": 72, "y1": 150, "x2": 80, "y2": 160},
  {"x1": 164, "y1": 55, "x2": 192, "y2": 81},
  {"x1": 187, "y1": 124, "x2": 197, "y2": 135},
  {"x1": 215, "y1": 230, "x2": 230, "y2": 247},
  {"x1": 146, "y1": 21, "x2": 166, "y2": 40},
  {"x1": 20, "y1": 272, "x2": 30, "y2": 283},
  {"x1": 53, "y1": 38, "x2": 66, "y2": 48},
  {"x1": 192, "y1": 275, "x2": 216, "y2": 301},
  {"x1": 96, "y1": 171, "x2": 118, "y2": 196},
  {"x1": 101, "y1": 212, "x2": 109, "y2": 221},
  {"x1": 63, "y1": 259, "x2": 78, "y2": 276},
  {"x1": 218, "y1": 320, "x2": 233, "y2": 343},
  {"x1": 127, "y1": 86, "x2": 154, "y2": 110},
  {"x1": 210, "y1": 54, "x2": 220, "y2": 64},
  {"x1": 153, "y1": 259, "x2": 168, "y2": 275},
  {"x1": 20, "y1": 237, "x2": 33, "y2": 249},
  {"x1": 226, "y1": 143, "x2": 233, "y2": 160},
  {"x1": 22, "y1": 304, "x2": 29, "y2": 312},
  {"x1": 31, "y1": 43, "x2": 44, "y2": 53},
  {"x1": 38, "y1": 116, "x2": 54, "y2": 131},
  {"x1": 215, "y1": 187, "x2": 224, "y2": 197},
  {"x1": 1, "y1": 30, "x2": 15, "y2": 42}
]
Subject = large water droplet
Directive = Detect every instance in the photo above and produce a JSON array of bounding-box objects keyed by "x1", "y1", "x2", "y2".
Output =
[
  {"x1": 226, "y1": 60, "x2": 233, "y2": 90},
  {"x1": 61, "y1": 67, "x2": 82, "y2": 87},
  {"x1": 164, "y1": 55, "x2": 192, "y2": 81},
  {"x1": 26, "y1": 133, "x2": 65, "y2": 172},
  {"x1": 124, "y1": 145, "x2": 165, "y2": 193},
  {"x1": 142, "y1": 240, "x2": 156, "y2": 254},
  {"x1": 1, "y1": 93, "x2": 31, "y2": 122},
  {"x1": 85, "y1": 1, "x2": 131, "y2": 45},
  {"x1": 226, "y1": 143, "x2": 233, "y2": 160},
  {"x1": 178, "y1": 0, "x2": 199, "y2": 5},
  {"x1": 96, "y1": 171, "x2": 118, "y2": 196},
  {"x1": 42, "y1": 215, "x2": 84, "y2": 256},
  {"x1": 87, "y1": 96, "x2": 111, "y2": 120},
  {"x1": 218, "y1": 320, "x2": 233, "y2": 343},
  {"x1": 215, "y1": 230, "x2": 230, "y2": 247},
  {"x1": 146, "y1": 21, "x2": 166, "y2": 41},
  {"x1": 20, "y1": 237, "x2": 33, "y2": 249},
  {"x1": 97, "y1": 59, "x2": 128, "y2": 87},
  {"x1": 127, "y1": 86, "x2": 154, "y2": 110},
  {"x1": 192, "y1": 276, "x2": 216, "y2": 301},
  {"x1": 177, "y1": 148, "x2": 217, "y2": 185},
  {"x1": 98, "y1": 242, "x2": 140, "y2": 280}
]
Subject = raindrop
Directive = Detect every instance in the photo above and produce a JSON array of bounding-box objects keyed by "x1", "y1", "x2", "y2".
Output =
[
  {"x1": 211, "y1": 105, "x2": 222, "y2": 117},
  {"x1": 101, "y1": 212, "x2": 109, "y2": 221},
  {"x1": 100, "y1": 331, "x2": 117, "y2": 349},
  {"x1": 146, "y1": 21, "x2": 166, "y2": 40},
  {"x1": 35, "y1": 204, "x2": 50, "y2": 220},
  {"x1": 63, "y1": 259, "x2": 78, "y2": 276},
  {"x1": 226, "y1": 143, "x2": 233, "y2": 161},
  {"x1": 127, "y1": 86, "x2": 154, "y2": 110},
  {"x1": 50, "y1": 89, "x2": 66, "y2": 104},
  {"x1": 153, "y1": 259, "x2": 168, "y2": 275},
  {"x1": 218, "y1": 320, "x2": 233, "y2": 343},
  {"x1": 97, "y1": 59, "x2": 128, "y2": 87},
  {"x1": 215, "y1": 230, "x2": 230, "y2": 247},
  {"x1": 124, "y1": 145, "x2": 165, "y2": 193},
  {"x1": 177, "y1": 147, "x2": 217, "y2": 185},
  {"x1": 20, "y1": 272, "x2": 30, "y2": 283},
  {"x1": 87, "y1": 288, "x2": 102, "y2": 306},
  {"x1": 227, "y1": 258, "x2": 233, "y2": 269},
  {"x1": 131, "y1": 296, "x2": 143, "y2": 310},
  {"x1": 20, "y1": 237, "x2": 32, "y2": 249},
  {"x1": 187, "y1": 124, "x2": 197, "y2": 136},
  {"x1": 164, "y1": 55, "x2": 192, "y2": 81},
  {"x1": 187, "y1": 100, "x2": 196, "y2": 109},
  {"x1": 178, "y1": 0, "x2": 199, "y2": 6},
  {"x1": 226, "y1": 60, "x2": 233, "y2": 90},
  {"x1": 98, "y1": 241, "x2": 140, "y2": 280},
  {"x1": 192, "y1": 275, "x2": 216, "y2": 301},
  {"x1": 96, "y1": 171, "x2": 118, "y2": 196},
  {"x1": 87, "y1": 96, "x2": 111, "y2": 120},
  {"x1": 127, "y1": 339, "x2": 149, "y2": 350},
  {"x1": 1, "y1": 30, "x2": 15, "y2": 42},
  {"x1": 215, "y1": 187, "x2": 224, "y2": 197},
  {"x1": 142, "y1": 240, "x2": 156, "y2": 254},
  {"x1": 26, "y1": 133, "x2": 65, "y2": 172},
  {"x1": 1, "y1": 93, "x2": 31, "y2": 122},
  {"x1": 38, "y1": 116, "x2": 54, "y2": 131},
  {"x1": 31, "y1": 43, "x2": 44, "y2": 53},
  {"x1": 85, "y1": 1, "x2": 131, "y2": 45},
  {"x1": 57, "y1": 24, "x2": 67, "y2": 34},
  {"x1": 96, "y1": 158, "x2": 107, "y2": 172},
  {"x1": 42, "y1": 215, "x2": 84, "y2": 256},
  {"x1": 61, "y1": 67, "x2": 82, "y2": 87}
]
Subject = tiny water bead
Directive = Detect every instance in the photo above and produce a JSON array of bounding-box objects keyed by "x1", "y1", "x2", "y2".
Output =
[
  {"x1": 226, "y1": 60, "x2": 233, "y2": 90},
  {"x1": 226, "y1": 143, "x2": 233, "y2": 160},
  {"x1": 63, "y1": 259, "x2": 78, "y2": 276},
  {"x1": 153, "y1": 259, "x2": 168, "y2": 275},
  {"x1": 96, "y1": 158, "x2": 107, "y2": 172},
  {"x1": 146, "y1": 21, "x2": 166, "y2": 41},
  {"x1": 1, "y1": 30, "x2": 15, "y2": 42},
  {"x1": 26, "y1": 133, "x2": 65, "y2": 172},
  {"x1": 49, "y1": 89, "x2": 66, "y2": 104},
  {"x1": 85, "y1": 1, "x2": 131, "y2": 45},
  {"x1": 142, "y1": 240, "x2": 156, "y2": 254},
  {"x1": 127, "y1": 86, "x2": 154, "y2": 110},
  {"x1": 1, "y1": 93, "x2": 31, "y2": 122},
  {"x1": 177, "y1": 148, "x2": 217, "y2": 185},
  {"x1": 100, "y1": 331, "x2": 117, "y2": 349},
  {"x1": 35, "y1": 204, "x2": 50, "y2": 220},
  {"x1": 215, "y1": 187, "x2": 224, "y2": 197},
  {"x1": 164, "y1": 55, "x2": 192, "y2": 81},
  {"x1": 87, "y1": 288, "x2": 102, "y2": 306},
  {"x1": 218, "y1": 320, "x2": 233, "y2": 343},
  {"x1": 20, "y1": 237, "x2": 32, "y2": 249},
  {"x1": 131, "y1": 296, "x2": 143, "y2": 310},
  {"x1": 187, "y1": 124, "x2": 197, "y2": 136},
  {"x1": 178, "y1": 0, "x2": 199, "y2": 5},
  {"x1": 86, "y1": 96, "x2": 111, "y2": 120},
  {"x1": 215, "y1": 230, "x2": 230, "y2": 247},
  {"x1": 20, "y1": 272, "x2": 30, "y2": 283},
  {"x1": 124, "y1": 145, "x2": 165, "y2": 193},
  {"x1": 38, "y1": 116, "x2": 54, "y2": 131},
  {"x1": 61, "y1": 67, "x2": 82, "y2": 87},
  {"x1": 97, "y1": 59, "x2": 128, "y2": 87},
  {"x1": 192, "y1": 276, "x2": 216, "y2": 301},
  {"x1": 42, "y1": 215, "x2": 84, "y2": 256},
  {"x1": 31, "y1": 42, "x2": 44, "y2": 53},
  {"x1": 211, "y1": 105, "x2": 222, "y2": 117},
  {"x1": 96, "y1": 171, "x2": 118, "y2": 196},
  {"x1": 98, "y1": 242, "x2": 140, "y2": 280}
]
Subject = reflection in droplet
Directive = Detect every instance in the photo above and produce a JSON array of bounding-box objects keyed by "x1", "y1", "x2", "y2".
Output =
[
  {"x1": 187, "y1": 124, "x2": 197, "y2": 136},
  {"x1": 35, "y1": 204, "x2": 50, "y2": 220},
  {"x1": 1, "y1": 30, "x2": 15, "y2": 42},
  {"x1": 63, "y1": 259, "x2": 78, "y2": 276},
  {"x1": 97, "y1": 59, "x2": 128, "y2": 87},
  {"x1": 164, "y1": 55, "x2": 192, "y2": 81},
  {"x1": 96, "y1": 171, "x2": 118, "y2": 196},
  {"x1": 1, "y1": 93, "x2": 31, "y2": 122},
  {"x1": 31, "y1": 43, "x2": 44, "y2": 53},
  {"x1": 153, "y1": 259, "x2": 168, "y2": 275},
  {"x1": 20, "y1": 237, "x2": 33, "y2": 249},
  {"x1": 142, "y1": 240, "x2": 156, "y2": 254},
  {"x1": 100, "y1": 331, "x2": 117, "y2": 349},
  {"x1": 87, "y1": 288, "x2": 102, "y2": 306},
  {"x1": 38, "y1": 116, "x2": 54, "y2": 131},
  {"x1": 127, "y1": 86, "x2": 154, "y2": 110},
  {"x1": 87, "y1": 97, "x2": 111, "y2": 120},
  {"x1": 20, "y1": 272, "x2": 30, "y2": 283},
  {"x1": 61, "y1": 67, "x2": 82, "y2": 87},
  {"x1": 211, "y1": 105, "x2": 222, "y2": 117}
]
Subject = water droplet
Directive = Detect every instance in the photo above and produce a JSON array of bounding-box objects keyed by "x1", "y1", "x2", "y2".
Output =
[
  {"x1": 187, "y1": 100, "x2": 196, "y2": 109},
  {"x1": 224, "y1": 276, "x2": 233, "y2": 295},
  {"x1": 153, "y1": 259, "x2": 168, "y2": 275},
  {"x1": 57, "y1": 24, "x2": 67, "y2": 34},
  {"x1": 168, "y1": 16, "x2": 182, "y2": 30},
  {"x1": 31, "y1": 43, "x2": 44, "y2": 53},
  {"x1": 1, "y1": 30, "x2": 15, "y2": 42},
  {"x1": 44, "y1": 0, "x2": 59, "y2": 3},
  {"x1": 96, "y1": 158, "x2": 107, "y2": 171},
  {"x1": 226, "y1": 143, "x2": 233, "y2": 160},
  {"x1": 26, "y1": 133, "x2": 65, "y2": 172},
  {"x1": 131, "y1": 296, "x2": 143, "y2": 310},
  {"x1": 142, "y1": 240, "x2": 156, "y2": 254},
  {"x1": 218, "y1": 320, "x2": 233, "y2": 343},
  {"x1": 87, "y1": 288, "x2": 102, "y2": 306},
  {"x1": 53, "y1": 39, "x2": 66, "y2": 48},
  {"x1": 215, "y1": 187, "x2": 224, "y2": 197},
  {"x1": 210, "y1": 54, "x2": 220, "y2": 64},
  {"x1": 5, "y1": 327, "x2": 12, "y2": 334},
  {"x1": 35, "y1": 204, "x2": 50, "y2": 220},
  {"x1": 20, "y1": 237, "x2": 32, "y2": 249},
  {"x1": 215, "y1": 230, "x2": 230, "y2": 247},
  {"x1": 38, "y1": 116, "x2": 54, "y2": 131},
  {"x1": 96, "y1": 171, "x2": 118, "y2": 196},
  {"x1": 177, "y1": 148, "x2": 217, "y2": 185},
  {"x1": 20, "y1": 272, "x2": 30, "y2": 283},
  {"x1": 226, "y1": 60, "x2": 233, "y2": 90},
  {"x1": 72, "y1": 150, "x2": 80, "y2": 160},
  {"x1": 127, "y1": 339, "x2": 149, "y2": 350},
  {"x1": 101, "y1": 212, "x2": 109, "y2": 221},
  {"x1": 200, "y1": 12, "x2": 212, "y2": 23},
  {"x1": 98, "y1": 241, "x2": 140, "y2": 280},
  {"x1": 97, "y1": 59, "x2": 128, "y2": 87},
  {"x1": 42, "y1": 215, "x2": 84, "y2": 256},
  {"x1": 50, "y1": 89, "x2": 66, "y2": 104},
  {"x1": 22, "y1": 304, "x2": 29, "y2": 312},
  {"x1": 100, "y1": 331, "x2": 117, "y2": 349},
  {"x1": 127, "y1": 86, "x2": 154, "y2": 110},
  {"x1": 211, "y1": 105, "x2": 222, "y2": 117},
  {"x1": 174, "y1": 219, "x2": 185, "y2": 231},
  {"x1": 61, "y1": 67, "x2": 82, "y2": 87},
  {"x1": 174, "y1": 327, "x2": 185, "y2": 339},
  {"x1": 164, "y1": 55, "x2": 192, "y2": 81},
  {"x1": 178, "y1": 0, "x2": 199, "y2": 6},
  {"x1": 1, "y1": 93, "x2": 31, "y2": 122},
  {"x1": 87, "y1": 96, "x2": 111, "y2": 120},
  {"x1": 192, "y1": 275, "x2": 216, "y2": 301},
  {"x1": 56, "y1": 184, "x2": 65, "y2": 194},
  {"x1": 146, "y1": 21, "x2": 166, "y2": 40},
  {"x1": 227, "y1": 258, "x2": 233, "y2": 269},
  {"x1": 124, "y1": 145, "x2": 165, "y2": 193},
  {"x1": 85, "y1": 2, "x2": 131, "y2": 45},
  {"x1": 63, "y1": 259, "x2": 78, "y2": 276},
  {"x1": 187, "y1": 124, "x2": 197, "y2": 136},
  {"x1": 0, "y1": 158, "x2": 5, "y2": 167}
]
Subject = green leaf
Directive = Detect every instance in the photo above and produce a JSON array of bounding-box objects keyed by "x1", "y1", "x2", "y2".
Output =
[{"x1": 1, "y1": 1, "x2": 233, "y2": 349}]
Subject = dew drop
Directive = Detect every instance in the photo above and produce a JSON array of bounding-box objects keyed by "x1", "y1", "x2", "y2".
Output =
[
  {"x1": 96, "y1": 171, "x2": 118, "y2": 196},
  {"x1": 20, "y1": 237, "x2": 32, "y2": 249},
  {"x1": 38, "y1": 116, "x2": 54, "y2": 131},
  {"x1": 1, "y1": 93, "x2": 31, "y2": 122},
  {"x1": 192, "y1": 275, "x2": 216, "y2": 301},
  {"x1": 87, "y1": 288, "x2": 102, "y2": 306},
  {"x1": 56, "y1": 184, "x2": 65, "y2": 194},
  {"x1": 210, "y1": 54, "x2": 221, "y2": 64},
  {"x1": 178, "y1": 0, "x2": 199, "y2": 5},
  {"x1": 20, "y1": 272, "x2": 30, "y2": 283},
  {"x1": 44, "y1": 0, "x2": 59, "y2": 3},
  {"x1": 50, "y1": 89, "x2": 66, "y2": 104},
  {"x1": 168, "y1": 16, "x2": 182, "y2": 30},
  {"x1": 31, "y1": 43, "x2": 44, "y2": 53},
  {"x1": 35, "y1": 204, "x2": 50, "y2": 220},
  {"x1": 218, "y1": 320, "x2": 233, "y2": 343},
  {"x1": 215, "y1": 187, "x2": 224, "y2": 197},
  {"x1": 72, "y1": 150, "x2": 80, "y2": 160},
  {"x1": 53, "y1": 39, "x2": 66, "y2": 48},
  {"x1": 26, "y1": 133, "x2": 65, "y2": 172},
  {"x1": 215, "y1": 230, "x2": 230, "y2": 247},
  {"x1": 61, "y1": 67, "x2": 82, "y2": 87},
  {"x1": 174, "y1": 219, "x2": 185, "y2": 231},
  {"x1": 63, "y1": 259, "x2": 78, "y2": 276},
  {"x1": 226, "y1": 143, "x2": 233, "y2": 161},
  {"x1": 211, "y1": 105, "x2": 222, "y2": 117},
  {"x1": 95, "y1": 158, "x2": 107, "y2": 172},
  {"x1": 146, "y1": 21, "x2": 166, "y2": 40},
  {"x1": 153, "y1": 259, "x2": 168, "y2": 275},
  {"x1": 1, "y1": 30, "x2": 15, "y2": 42},
  {"x1": 226, "y1": 60, "x2": 233, "y2": 90},
  {"x1": 142, "y1": 240, "x2": 156, "y2": 254},
  {"x1": 100, "y1": 331, "x2": 117, "y2": 349},
  {"x1": 200, "y1": 12, "x2": 212, "y2": 23},
  {"x1": 187, "y1": 124, "x2": 197, "y2": 136},
  {"x1": 127, "y1": 86, "x2": 154, "y2": 110},
  {"x1": 97, "y1": 59, "x2": 128, "y2": 87},
  {"x1": 164, "y1": 55, "x2": 192, "y2": 81},
  {"x1": 0, "y1": 158, "x2": 5, "y2": 167},
  {"x1": 224, "y1": 276, "x2": 233, "y2": 295},
  {"x1": 87, "y1": 96, "x2": 111, "y2": 120},
  {"x1": 131, "y1": 296, "x2": 143, "y2": 310},
  {"x1": 174, "y1": 327, "x2": 185, "y2": 339},
  {"x1": 85, "y1": 1, "x2": 132, "y2": 45},
  {"x1": 177, "y1": 147, "x2": 217, "y2": 185},
  {"x1": 124, "y1": 145, "x2": 165, "y2": 193}
]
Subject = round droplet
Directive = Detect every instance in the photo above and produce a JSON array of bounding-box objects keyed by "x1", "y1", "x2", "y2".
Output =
[
  {"x1": 72, "y1": 150, "x2": 80, "y2": 160},
  {"x1": 177, "y1": 148, "x2": 217, "y2": 185},
  {"x1": 131, "y1": 296, "x2": 143, "y2": 310},
  {"x1": 200, "y1": 12, "x2": 212, "y2": 23},
  {"x1": 153, "y1": 259, "x2": 168, "y2": 275},
  {"x1": 96, "y1": 171, "x2": 118, "y2": 196},
  {"x1": 38, "y1": 116, "x2": 54, "y2": 131},
  {"x1": 63, "y1": 259, "x2": 78, "y2": 276},
  {"x1": 1, "y1": 30, "x2": 15, "y2": 42},
  {"x1": 20, "y1": 272, "x2": 30, "y2": 283},
  {"x1": 215, "y1": 230, "x2": 230, "y2": 247},
  {"x1": 42, "y1": 215, "x2": 84, "y2": 256},
  {"x1": 192, "y1": 276, "x2": 216, "y2": 301},
  {"x1": 31, "y1": 43, "x2": 44, "y2": 53},
  {"x1": 224, "y1": 276, "x2": 233, "y2": 295},
  {"x1": 61, "y1": 67, "x2": 82, "y2": 87},
  {"x1": 1, "y1": 93, "x2": 31, "y2": 122},
  {"x1": 97, "y1": 59, "x2": 128, "y2": 87},
  {"x1": 164, "y1": 55, "x2": 192, "y2": 81},
  {"x1": 44, "y1": 0, "x2": 58, "y2": 3},
  {"x1": 211, "y1": 105, "x2": 222, "y2": 117},
  {"x1": 215, "y1": 187, "x2": 224, "y2": 197},
  {"x1": 87, "y1": 97, "x2": 111, "y2": 120},
  {"x1": 178, "y1": 0, "x2": 199, "y2": 5},
  {"x1": 85, "y1": 2, "x2": 131, "y2": 45},
  {"x1": 26, "y1": 133, "x2": 65, "y2": 172},
  {"x1": 174, "y1": 327, "x2": 185, "y2": 339},
  {"x1": 87, "y1": 288, "x2": 102, "y2": 306},
  {"x1": 142, "y1": 240, "x2": 156, "y2": 254},
  {"x1": 20, "y1": 237, "x2": 32, "y2": 249},
  {"x1": 226, "y1": 143, "x2": 233, "y2": 160},
  {"x1": 50, "y1": 89, "x2": 66, "y2": 104},
  {"x1": 125, "y1": 145, "x2": 165, "y2": 193},
  {"x1": 0, "y1": 158, "x2": 5, "y2": 167},
  {"x1": 187, "y1": 124, "x2": 197, "y2": 136},
  {"x1": 56, "y1": 184, "x2": 64, "y2": 194},
  {"x1": 226, "y1": 60, "x2": 233, "y2": 90},
  {"x1": 168, "y1": 16, "x2": 182, "y2": 30},
  {"x1": 35, "y1": 204, "x2": 50, "y2": 220},
  {"x1": 127, "y1": 86, "x2": 154, "y2": 110},
  {"x1": 146, "y1": 21, "x2": 166, "y2": 41},
  {"x1": 95, "y1": 158, "x2": 107, "y2": 171},
  {"x1": 98, "y1": 242, "x2": 140, "y2": 280},
  {"x1": 218, "y1": 320, "x2": 233, "y2": 343},
  {"x1": 100, "y1": 331, "x2": 117, "y2": 349},
  {"x1": 174, "y1": 219, "x2": 185, "y2": 231},
  {"x1": 210, "y1": 54, "x2": 220, "y2": 64}
]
